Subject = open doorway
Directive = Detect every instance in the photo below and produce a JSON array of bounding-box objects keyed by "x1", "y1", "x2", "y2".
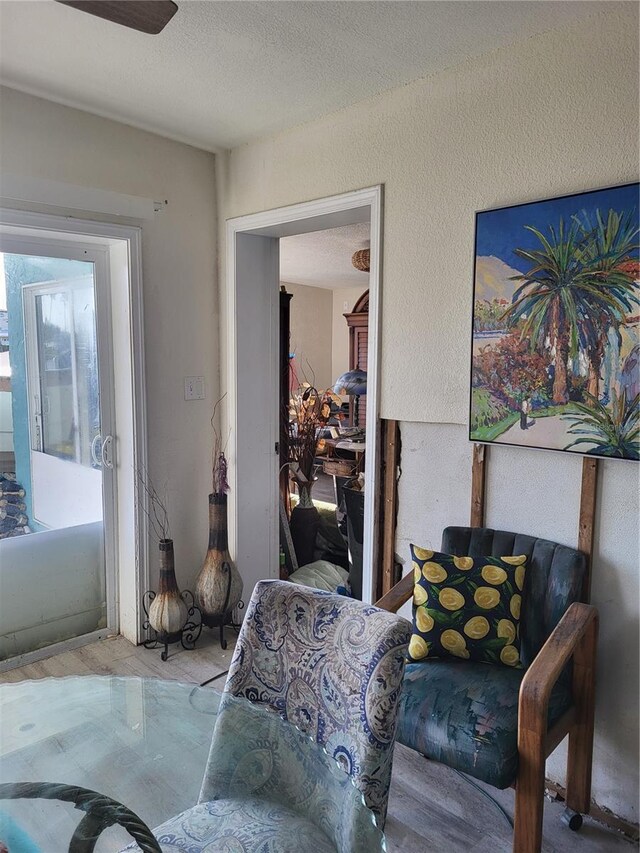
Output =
[
  {"x1": 226, "y1": 186, "x2": 382, "y2": 604},
  {"x1": 279, "y1": 223, "x2": 370, "y2": 599}
]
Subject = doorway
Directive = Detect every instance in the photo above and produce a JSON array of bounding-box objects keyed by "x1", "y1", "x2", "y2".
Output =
[
  {"x1": 226, "y1": 186, "x2": 382, "y2": 603},
  {"x1": 279, "y1": 223, "x2": 371, "y2": 597},
  {"x1": 0, "y1": 210, "x2": 147, "y2": 663}
]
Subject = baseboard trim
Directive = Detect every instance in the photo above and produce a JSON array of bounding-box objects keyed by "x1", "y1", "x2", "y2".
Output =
[
  {"x1": 545, "y1": 779, "x2": 639, "y2": 842},
  {"x1": 0, "y1": 628, "x2": 117, "y2": 673}
]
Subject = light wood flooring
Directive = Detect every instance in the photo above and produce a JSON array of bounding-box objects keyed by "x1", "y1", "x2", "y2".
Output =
[{"x1": 1, "y1": 633, "x2": 634, "y2": 853}]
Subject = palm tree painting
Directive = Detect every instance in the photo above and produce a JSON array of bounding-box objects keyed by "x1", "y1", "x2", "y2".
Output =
[{"x1": 470, "y1": 182, "x2": 639, "y2": 461}]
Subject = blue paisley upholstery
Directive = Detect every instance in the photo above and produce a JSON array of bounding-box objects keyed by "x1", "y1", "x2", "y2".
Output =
[
  {"x1": 220, "y1": 579, "x2": 411, "y2": 824},
  {"x1": 135, "y1": 799, "x2": 336, "y2": 853},
  {"x1": 395, "y1": 527, "x2": 585, "y2": 788},
  {"x1": 123, "y1": 580, "x2": 409, "y2": 852},
  {"x1": 126, "y1": 693, "x2": 385, "y2": 852}
]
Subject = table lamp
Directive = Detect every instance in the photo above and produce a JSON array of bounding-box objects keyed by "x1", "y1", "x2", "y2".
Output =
[{"x1": 333, "y1": 369, "x2": 367, "y2": 427}]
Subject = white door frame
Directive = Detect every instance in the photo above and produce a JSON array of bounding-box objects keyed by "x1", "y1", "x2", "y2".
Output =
[
  {"x1": 0, "y1": 208, "x2": 149, "y2": 646},
  {"x1": 226, "y1": 186, "x2": 383, "y2": 603}
]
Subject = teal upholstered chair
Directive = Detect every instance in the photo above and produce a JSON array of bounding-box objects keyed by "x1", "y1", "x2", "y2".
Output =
[{"x1": 377, "y1": 526, "x2": 598, "y2": 853}]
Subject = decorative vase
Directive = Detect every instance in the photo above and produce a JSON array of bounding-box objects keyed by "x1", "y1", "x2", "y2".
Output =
[
  {"x1": 148, "y1": 538, "x2": 189, "y2": 641},
  {"x1": 289, "y1": 482, "x2": 320, "y2": 568},
  {"x1": 195, "y1": 494, "x2": 243, "y2": 647}
]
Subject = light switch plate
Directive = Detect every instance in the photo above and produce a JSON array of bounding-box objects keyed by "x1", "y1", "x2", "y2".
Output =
[{"x1": 184, "y1": 376, "x2": 205, "y2": 400}]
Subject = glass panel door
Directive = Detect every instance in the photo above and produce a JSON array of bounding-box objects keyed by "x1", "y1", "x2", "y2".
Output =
[
  {"x1": 25, "y1": 274, "x2": 103, "y2": 529},
  {"x1": 0, "y1": 248, "x2": 114, "y2": 659}
]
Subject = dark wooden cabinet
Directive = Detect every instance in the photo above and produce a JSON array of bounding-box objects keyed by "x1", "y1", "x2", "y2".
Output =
[{"x1": 344, "y1": 290, "x2": 369, "y2": 428}]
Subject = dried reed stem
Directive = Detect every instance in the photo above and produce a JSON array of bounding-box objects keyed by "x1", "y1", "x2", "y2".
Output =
[{"x1": 137, "y1": 465, "x2": 171, "y2": 541}]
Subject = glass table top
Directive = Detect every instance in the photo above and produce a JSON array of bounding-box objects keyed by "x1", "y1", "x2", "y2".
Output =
[
  {"x1": 0, "y1": 676, "x2": 384, "y2": 852},
  {"x1": 0, "y1": 676, "x2": 220, "y2": 852}
]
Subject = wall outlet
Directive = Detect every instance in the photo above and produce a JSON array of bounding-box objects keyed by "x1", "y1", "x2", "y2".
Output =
[{"x1": 184, "y1": 376, "x2": 205, "y2": 400}]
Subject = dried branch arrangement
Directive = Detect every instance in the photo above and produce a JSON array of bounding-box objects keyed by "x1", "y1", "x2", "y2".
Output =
[
  {"x1": 137, "y1": 466, "x2": 171, "y2": 541},
  {"x1": 287, "y1": 383, "x2": 341, "y2": 488},
  {"x1": 211, "y1": 394, "x2": 230, "y2": 497}
]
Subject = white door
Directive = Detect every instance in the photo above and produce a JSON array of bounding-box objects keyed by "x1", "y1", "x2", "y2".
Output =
[
  {"x1": 0, "y1": 241, "x2": 116, "y2": 654},
  {"x1": 24, "y1": 275, "x2": 105, "y2": 529}
]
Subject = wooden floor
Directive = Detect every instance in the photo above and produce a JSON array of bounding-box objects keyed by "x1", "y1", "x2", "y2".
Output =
[{"x1": 1, "y1": 634, "x2": 633, "y2": 852}]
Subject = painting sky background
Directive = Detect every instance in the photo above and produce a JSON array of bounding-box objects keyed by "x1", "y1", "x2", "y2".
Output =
[{"x1": 475, "y1": 182, "x2": 640, "y2": 272}]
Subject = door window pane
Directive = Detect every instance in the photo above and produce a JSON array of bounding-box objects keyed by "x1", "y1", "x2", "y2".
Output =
[{"x1": 32, "y1": 278, "x2": 99, "y2": 466}]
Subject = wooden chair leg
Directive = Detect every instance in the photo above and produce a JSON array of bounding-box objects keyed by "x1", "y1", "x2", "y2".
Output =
[
  {"x1": 565, "y1": 615, "x2": 598, "y2": 816},
  {"x1": 513, "y1": 730, "x2": 546, "y2": 853}
]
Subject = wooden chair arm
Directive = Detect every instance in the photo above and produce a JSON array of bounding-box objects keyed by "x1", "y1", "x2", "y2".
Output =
[
  {"x1": 519, "y1": 601, "x2": 598, "y2": 737},
  {"x1": 375, "y1": 571, "x2": 414, "y2": 613}
]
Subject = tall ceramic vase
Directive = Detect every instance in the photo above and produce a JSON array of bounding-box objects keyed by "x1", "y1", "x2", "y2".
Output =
[
  {"x1": 289, "y1": 482, "x2": 320, "y2": 568},
  {"x1": 148, "y1": 539, "x2": 188, "y2": 648},
  {"x1": 195, "y1": 494, "x2": 243, "y2": 648}
]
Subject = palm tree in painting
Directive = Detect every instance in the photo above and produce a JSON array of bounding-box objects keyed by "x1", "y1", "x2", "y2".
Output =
[
  {"x1": 502, "y1": 211, "x2": 639, "y2": 404},
  {"x1": 562, "y1": 390, "x2": 639, "y2": 459},
  {"x1": 574, "y1": 210, "x2": 639, "y2": 398},
  {"x1": 502, "y1": 219, "x2": 592, "y2": 403}
]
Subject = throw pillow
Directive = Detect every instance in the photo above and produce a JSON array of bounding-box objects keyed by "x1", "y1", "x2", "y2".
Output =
[{"x1": 408, "y1": 546, "x2": 527, "y2": 667}]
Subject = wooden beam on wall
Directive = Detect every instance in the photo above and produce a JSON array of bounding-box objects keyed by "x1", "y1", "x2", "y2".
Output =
[
  {"x1": 578, "y1": 457, "x2": 598, "y2": 603},
  {"x1": 470, "y1": 443, "x2": 487, "y2": 528},
  {"x1": 381, "y1": 419, "x2": 400, "y2": 597}
]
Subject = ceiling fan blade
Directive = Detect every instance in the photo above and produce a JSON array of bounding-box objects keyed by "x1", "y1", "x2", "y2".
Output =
[{"x1": 55, "y1": 1, "x2": 178, "y2": 35}]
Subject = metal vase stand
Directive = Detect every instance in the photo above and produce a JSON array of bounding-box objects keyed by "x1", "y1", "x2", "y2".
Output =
[
  {"x1": 142, "y1": 589, "x2": 203, "y2": 661},
  {"x1": 200, "y1": 560, "x2": 244, "y2": 650}
]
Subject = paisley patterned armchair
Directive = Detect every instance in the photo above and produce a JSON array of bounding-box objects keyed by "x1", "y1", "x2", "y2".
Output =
[
  {"x1": 223, "y1": 579, "x2": 411, "y2": 824},
  {"x1": 376, "y1": 526, "x2": 598, "y2": 853},
  {"x1": 124, "y1": 579, "x2": 410, "y2": 852}
]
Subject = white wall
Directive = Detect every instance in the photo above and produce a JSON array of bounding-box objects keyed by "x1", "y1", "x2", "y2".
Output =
[
  {"x1": 284, "y1": 281, "x2": 333, "y2": 390},
  {"x1": 218, "y1": 7, "x2": 640, "y2": 822},
  {"x1": 331, "y1": 286, "x2": 367, "y2": 383},
  {"x1": 0, "y1": 86, "x2": 219, "y2": 598},
  {"x1": 285, "y1": 282, "x2": 367, "y2": 393}
]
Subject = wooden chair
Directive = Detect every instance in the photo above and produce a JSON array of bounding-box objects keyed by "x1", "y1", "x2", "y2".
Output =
[{"x1": 376, "y1": 526, "x2": 598, "y2": 853}]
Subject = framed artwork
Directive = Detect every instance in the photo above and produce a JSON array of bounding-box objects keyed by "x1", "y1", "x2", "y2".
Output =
[{"x1": 470, "y1": 182, "x2": 639, "y2": 461}]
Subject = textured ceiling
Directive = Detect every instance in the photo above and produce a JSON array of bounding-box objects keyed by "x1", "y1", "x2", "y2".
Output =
[
  {"x1": 0, "y1": 1, "x2": 613, "y2": 151},
  {"x1": 280, "y1": 223, "x2": 370, "y2": 289}
]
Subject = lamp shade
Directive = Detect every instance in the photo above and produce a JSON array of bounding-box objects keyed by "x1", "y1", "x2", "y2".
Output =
[{"x1": 333, "y1": 369, "x2": 367, "y2": 396}]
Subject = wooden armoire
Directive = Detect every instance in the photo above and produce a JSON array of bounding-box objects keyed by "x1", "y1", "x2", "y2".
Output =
[{"x1": 344, "y1": 290, "x2": 369, "y2": 428}]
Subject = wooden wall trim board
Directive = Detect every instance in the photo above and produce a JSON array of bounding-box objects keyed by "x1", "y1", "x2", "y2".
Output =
[
  {"x1": 578, "y1": 457, "x2": 598, "y2": 603},
  {"x1": 381, "y1": 419, "x2": 400, "y2": 597},
  {"x1": 470, "y1": 443, "x2": 487, "y2": 527}
]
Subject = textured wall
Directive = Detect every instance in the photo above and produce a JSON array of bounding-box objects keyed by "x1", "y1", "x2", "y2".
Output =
[
  {"x1": 283, "y1": 281, "x2": 333, "y2": 390},
  {"x1": 225, "y1": 7, "x2": 638, "y2": 425},
  {"x1": 220, "y1": 8, "x2": 640, "y2": 822},
  {"x1": 0, "y1": 86, "x2": 219, "y2": 595}
]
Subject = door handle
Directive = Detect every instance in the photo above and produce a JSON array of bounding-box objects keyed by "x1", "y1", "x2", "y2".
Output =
[
  {"x1": 101, "y1": 435, "x2": 114, "y2": 469},
  {"x1": 91, "y1": 434, "x2": 103, "y2": 467}
]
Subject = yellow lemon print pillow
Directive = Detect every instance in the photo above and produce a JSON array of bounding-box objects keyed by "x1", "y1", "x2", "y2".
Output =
[{"x1": 407, "y1": 546, "x2": 527, "y2": 667}]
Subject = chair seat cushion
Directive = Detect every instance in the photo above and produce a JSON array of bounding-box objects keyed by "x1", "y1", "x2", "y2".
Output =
[
  {"x1": 123, "y1": 798, "x2": 336, "y2": 853},
  {"x1": 396, "y1": 660, "x2": 572, "y2": 789}
]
